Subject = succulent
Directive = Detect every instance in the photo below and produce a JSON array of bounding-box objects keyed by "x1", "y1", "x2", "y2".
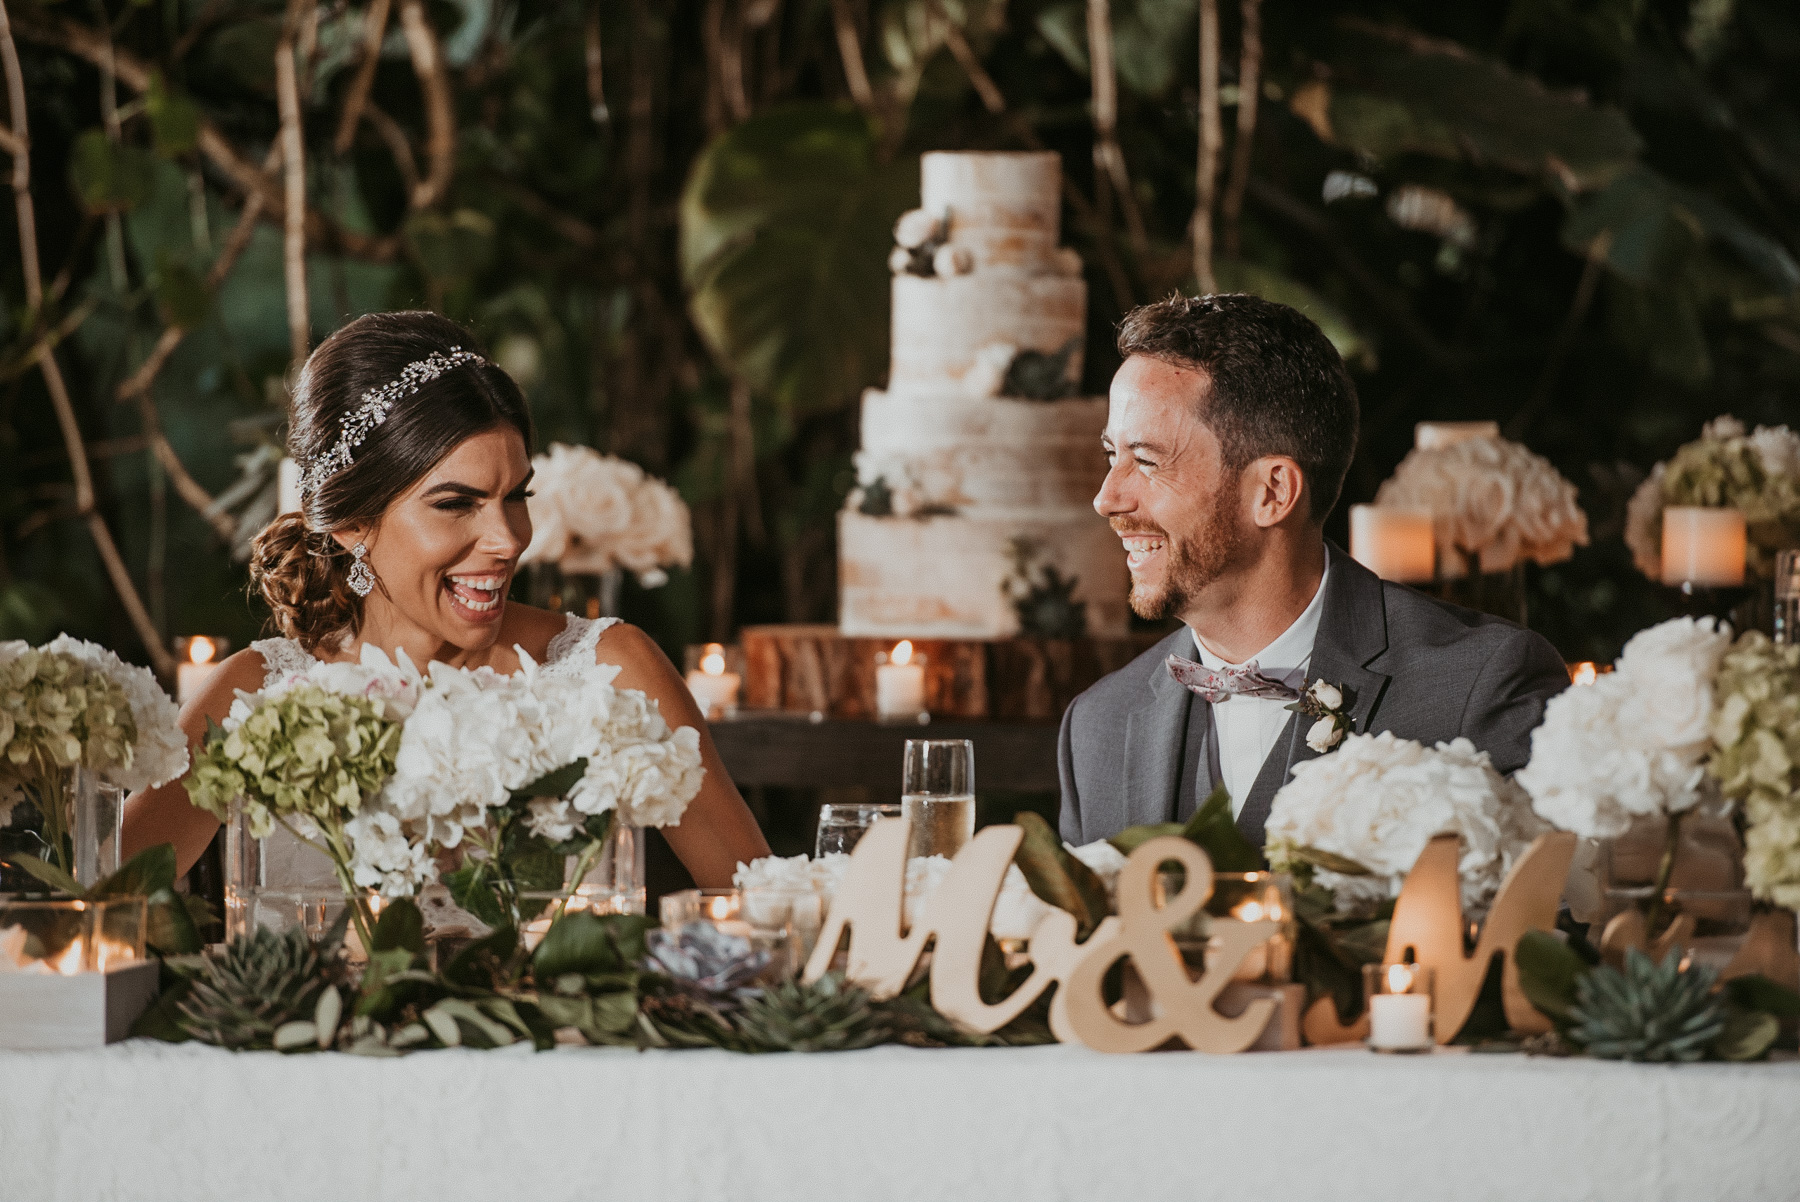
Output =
[
  {"x1": 737, "y1": 973, "x2": 888, "y2": 1053},
  {"x1": 856, "y1": 476, "x2": 894, "y2": 517},
  {"x1": 1001, "y1": 337, "x2": 1079, "y2": 401},
  {"x1": 1012, "y1": 564, "x2": 1087, "y2": 639},
  {"x1": 1567, "y1": 949, "x2": 1727, "y2": 1062},
  {"x1": 643, "y1": 922, "x2": 770, "y2": 1012},
  {"x1": 177, "y1": 925, "x2": 332, "y2": 1050}
]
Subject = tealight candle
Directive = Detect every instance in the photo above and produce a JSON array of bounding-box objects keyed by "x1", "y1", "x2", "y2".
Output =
[
  {"x1": 1661, "y1": 506, "x2": 1746, "y2": 588},
  {"x1": 1415, "y1": 420, "x2": 1499, "y2": 450},
  {"x1": 1569, "y1": 662, "x2": 1598, "y2": 686},
  {"x1": 1350, "y1": 505, "x2": 1436, "y2": 583},
  {"x1": 876, "y1": 640, "x2": 927, "y2": 719},
  {"x1": 1229, "y1": 897, "x2": 1270, "y2": 981},
  {"x1": 1365, "y1": 962, "x2": 1434, "y2": 1052},
  {"x1": 685, "y1": 643, "x2": 741, "y2": 719},
  {"x1": 176, "y1": 636, "x2": 224, "y2": 704}
]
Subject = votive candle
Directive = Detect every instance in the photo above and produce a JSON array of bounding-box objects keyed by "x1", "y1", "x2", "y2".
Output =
[
  {"x1": 875, "y1": 640, "x2": 927, "y2": 719},
  {"x1": 1661, "y1": 506, "x2": 1746, "y2": 588},
  {"x1": 1350, "y1": 505, "x2": 1436, "y2": 583},
  {"x1": 1415, "y1": 421, "x2": 1499, "y2": 450}
]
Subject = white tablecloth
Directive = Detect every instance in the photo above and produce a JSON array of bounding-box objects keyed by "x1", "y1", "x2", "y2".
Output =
[{"x1": 4, "y1": 1040, "x2": 1797, "y2": 1202}]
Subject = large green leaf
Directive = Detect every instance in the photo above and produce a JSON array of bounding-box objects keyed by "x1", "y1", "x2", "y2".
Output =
[
  {"x1": 147, "y1": 73, "x2": 201, "y2": 157},
  {"x1": 1178, "y1": 785, "x2": 1265, "y2": 873},
  {"x1": 1035, "y1": 0, "x2": 1195, "y2": 97},
  {"x1": 1513, "y1": 928, "x2": 1590, "y2": 1027},
  {"x1": 533, "y1": 911, "x2": 653, "y2": 981},
  {"x1": 680, "y1": 103, "x2": 917, "y2": 414},
  {"x1": 1213, "y1": 260, "x2": 1377, "y2": 371},
  {"x1": 69, "y1": 130, "x2": 158, "y2": 214},
  {"x1": 1011, "y1": 811, "x2": 1109, "y2": 936},
  {"x1": 370, "y1": 897, "x2": 426, "y2": 957},
  {"x1": 1306, "y1": 24, "x2": 1641, "y2": 190}
]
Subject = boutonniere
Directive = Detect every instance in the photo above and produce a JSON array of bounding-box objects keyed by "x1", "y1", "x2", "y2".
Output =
[{"x1": 1287, "y1": 678, "x2": 1351, "y2": 752}]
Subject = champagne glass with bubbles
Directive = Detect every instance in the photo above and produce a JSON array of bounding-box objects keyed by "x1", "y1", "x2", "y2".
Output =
[{"x1": 901, "y1": 739, "x2": 976, "y2": 860}]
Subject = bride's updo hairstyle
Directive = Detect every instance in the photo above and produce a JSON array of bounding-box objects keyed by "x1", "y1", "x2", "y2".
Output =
[{"x1": 249, "y1": 311, "x2": 534, "y2": 654}]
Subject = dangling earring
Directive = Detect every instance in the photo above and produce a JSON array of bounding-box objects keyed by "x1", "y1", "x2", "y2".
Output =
[{"x1": 347, "y1": 542, "x2": 374, "y2": 597}]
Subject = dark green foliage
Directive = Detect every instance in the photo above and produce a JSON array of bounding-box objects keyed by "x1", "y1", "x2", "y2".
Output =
[
  {"x1": 1011, "y1": 565, "x2": 1088, "y2": 639},
  {"x1": 737, "y1": 973, "x2": 889, "y2": 1053},
  {"x1": 1568, "y1": 949, "x2": 1728, "y2": 1062},
  {"x1": 1001, "y1": 338, "x2": 1080, "y2": 400}
]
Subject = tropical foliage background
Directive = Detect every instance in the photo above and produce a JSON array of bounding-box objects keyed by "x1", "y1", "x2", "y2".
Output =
[{"x1": 3, "y1": 0, "x2": 1798, "y2": 677}]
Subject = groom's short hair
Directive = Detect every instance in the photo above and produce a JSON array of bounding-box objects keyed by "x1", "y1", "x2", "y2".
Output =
[{"x1": 1116, "y1": 293, "x2": 1359, "y2": 522}]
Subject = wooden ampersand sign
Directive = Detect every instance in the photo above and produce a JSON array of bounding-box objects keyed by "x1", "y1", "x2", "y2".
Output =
[{"x1": 802, "y1": 819, "x2": 1279, "y2": 1053}]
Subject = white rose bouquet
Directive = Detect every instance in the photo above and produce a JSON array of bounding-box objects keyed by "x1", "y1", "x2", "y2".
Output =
[
  {"x1": 0, "y1": 635, "x2": 188, "y2": 880},
  {"x1": 1374, "y1": 435, "x2": 1589, "y2": 576},
  {"x1": 1265, "y1": 732, "x2": 1545, "y2": 917},
  {"x1": 1625, "y1": 416, "x2": 1800, "y2": 581},
  {"x1": 521, "y1": 443, "x2": 693, "y2": 585}
]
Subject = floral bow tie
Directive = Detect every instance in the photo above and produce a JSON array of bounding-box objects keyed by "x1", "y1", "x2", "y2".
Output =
[{"x1": 1165, "y1": 654, "x2": 1301, "y2": 704}]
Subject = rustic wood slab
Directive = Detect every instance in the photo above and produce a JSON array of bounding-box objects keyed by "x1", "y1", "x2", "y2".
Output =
[{"x1": 741, "y1": 623, "x2": 1162, "y2": 722}]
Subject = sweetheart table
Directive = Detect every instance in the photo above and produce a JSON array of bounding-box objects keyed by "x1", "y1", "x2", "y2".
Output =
[{"x1": 5, "y1": 1041, "x2": 1797, "y2": 1202}]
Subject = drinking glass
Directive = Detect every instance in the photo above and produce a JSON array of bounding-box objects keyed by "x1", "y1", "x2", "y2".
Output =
[
  {"x1": 1776, "y1": 550, "x2": 1800, "y2": 646},
  {"x1": 814, "y1": 803, "x2": 901, "y2": 857},
  {"x1": 900, "y1": 739, "x2": 976, "y2": 860}
]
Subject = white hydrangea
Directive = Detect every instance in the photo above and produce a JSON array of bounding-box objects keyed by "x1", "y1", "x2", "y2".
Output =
[
  {"x1": 1518, "y1": 616, "x2": 1731, "y2": 839},
  {"x1": 1374, "y1": 435, "x2": 1589, "y2": 575},
  {"x1": 345, "y1": 806, "x2": 438, "y2": 897},
  {"x1": 1266, "y1": 732, "x2": 1543, "y2": 916},
  {"x1": 42, "y1": 634, "x2": 189, "y2": 792}
]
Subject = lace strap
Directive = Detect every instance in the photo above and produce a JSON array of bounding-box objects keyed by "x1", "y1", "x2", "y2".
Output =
[
  {"x1": 544, "y1": 614, "x2": 622, "y2": 668},
  {"x1": 249, "y1": 637, "x2": 318, "y2": 688}
]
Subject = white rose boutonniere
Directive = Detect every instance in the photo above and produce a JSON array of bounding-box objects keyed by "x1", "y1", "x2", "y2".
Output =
[{"x1": 1289, "y1": 678, "x2": 1351, "y2": 752}]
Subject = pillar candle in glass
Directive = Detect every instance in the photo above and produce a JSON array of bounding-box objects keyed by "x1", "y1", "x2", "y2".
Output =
[
  {"x1": 1661, "y1": 506, "x2": 1746, "y2": 588},
  {"x1": 876, "y1": 640, "x2": 927, "y2": 720},
  {"x1": 1364, "y1": 961, "x2": 1435, "y2": 1052},
  {"x1": 684, "y1": 643, "x2": 742, "y2": 719},
  {"x1": 1414, "y1": 420, "x2": 1498, "y2": 450},
  {"x1": 1350, "y1": 505, "x2": 1435, "y2": 583},
  {"x1": 174, "y1": 636, "x2": 228, "y2": 705}
]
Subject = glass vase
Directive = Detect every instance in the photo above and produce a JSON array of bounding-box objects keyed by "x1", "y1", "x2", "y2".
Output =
[
  {"x1": 224, "y1": 807, "x2": 377, "y2": 953},
  {"x1": 527, "y1": 563, "x2": 623, "y2": 620},
  {"x1": 1597, "y1": 810, "x2": 1752, "y2": 972},
  {"x1": 574, "y1": 817, "x2": 646, "y2": 916},
  {"x1": 70, "y1": 767, "x2": 125, "y2": 889},
  {"x1": 1431, "y1": 553, "x2": 1528, "y2": 626},
  {"x1": 0, "y1": 767, "x2": 122, "y2": 890}
]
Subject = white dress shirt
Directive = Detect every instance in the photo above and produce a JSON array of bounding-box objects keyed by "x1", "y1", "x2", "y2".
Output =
[{"x1": 1192, "y1": 564, "x2": 1330, "y2": 817}]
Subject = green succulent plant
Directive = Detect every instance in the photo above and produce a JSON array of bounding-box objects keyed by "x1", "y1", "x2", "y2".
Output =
[{"x1": 1567, "y1": 949, "x2": 1727, "y2": 1063}]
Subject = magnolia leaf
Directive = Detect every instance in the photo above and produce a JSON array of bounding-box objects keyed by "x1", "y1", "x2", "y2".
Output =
[
  {"x1": 533, "y1": 911, "x2": 652, "y2": 980},
  {"x1": 441, "y1": 925, "x2": 520, "y2": 990},
  {"x1": 314, "y1": 985, "x2": 343, "y2": 1048},
  {"x1": 1011, "y1": 811, "x2": 1109, "y2": 936},
  {"x1": 93, "y1": 843, "x2": 179, "y2": 899},
  {"x1": 422, "y1": 1005, "x2": 462, "y2": 1047},
  {"x1": 445, "y1": 864, "x2": 508, "y2": 930},
  {"x1": 130, "y1": 980, "x2": 194, "y2": 1042},
  {"x1": 1724, "y1": 974, "x2": 1800, "y2": 1019},
  {"x1": 1514, "y1": 929, "x2": 1590, "y2": 1027},
  {"x1": 273, "y1": 1020, "x2": 318, "y2": 1051},
  {"x1": 1109, "y1": 823, "x2": 1184, "y2": 854},
  {"x1": 1287, "y1": 845, "x2": 1375, "y2": 876},
  {"x1": 146, "y1": 887, "x2": 204, "y2": 955},
  {"x1": 68, "y1": 130, "x2": 157, "y2": 214},
  {"x1": 512, "y1": 758, "x2": 589, "y2": 804},
  {"x1": 370, "y1": 897, "x2": 426, "y2": 956},
  {"x1": 680, "y1": 102, "x2": 917, "y2": 414},
  {"x1": 147, "y1": 73, "x2": 201, "y2": 156},
  {"x1": 7, "y1": 853, "x2": 82, "y2": 896},
  {"x1": 1179, "y1": 785, "x2": 1263, "y2": 873},
  {"x1": 1713, "y1": 1006, "x2": 1780, "y2": 1062}
]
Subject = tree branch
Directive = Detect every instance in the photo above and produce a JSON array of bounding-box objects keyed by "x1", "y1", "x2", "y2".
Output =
[
  {"x1": 936, "y1": 5, "x2": 1004, "y2": 115},
  {"x1": 398, "y1": 0, "x2": 454, "y2": 209},
  {"x1": 583, "y1": 0, "x2": 609, "y2": 123},
  {"x1": 1086, "y1": 0, "x2": 1147, "y2": 260},
  {"x1": 1192, "y1": 0, "x2": 1220, "y2": 293},
  {"x1": 276, "y1": 0, "x2": 310, "y2": 367},
  {"x1": 363, "y1": 101, "x2": 421, "y2": 197},
  {"x1": 332, "y1": 0, "x2": 392, "y2": 154},
  {"x1": 0, "y1": 0, "x2": 172, "y2": 674},
  {"x1": 1220, "y1": 0, "x2": 1260, "y2": 260},
  {"x1": 827, "y1": 0, "x2": 872, "y2": 110}
]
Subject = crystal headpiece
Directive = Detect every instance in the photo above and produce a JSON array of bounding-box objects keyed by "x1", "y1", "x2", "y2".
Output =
[{"x1": 299, "y1": 347, "x2": 484, "y2": 500}]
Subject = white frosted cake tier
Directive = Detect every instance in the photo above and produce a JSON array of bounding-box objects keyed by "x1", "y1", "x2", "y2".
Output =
[
  {"x1": 839, "y1": 510, "x2": 1129, "y2": 639},
  {"x1": 889, "y1": 273, "x2": 1086, "y2": 394},
  {"x1": 921, "y1": 150, "x2": 1063, "y2": 272},
  {"x1": 855, "y1": 391, "x2": 1108, "y2": 512}
]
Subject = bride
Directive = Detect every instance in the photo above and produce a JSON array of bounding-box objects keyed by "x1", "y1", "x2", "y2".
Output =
[{"x1": 122, "y1": 310, "x2": 770, "y2": 885}]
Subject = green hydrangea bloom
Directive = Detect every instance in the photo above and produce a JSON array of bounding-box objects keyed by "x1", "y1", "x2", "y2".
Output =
[{"x1": 1709, "y1": 633, "x2": 1800, "y2": 907}]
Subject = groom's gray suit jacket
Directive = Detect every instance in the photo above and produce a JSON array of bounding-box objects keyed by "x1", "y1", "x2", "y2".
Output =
[{"x1": 1057, "y1": 543, "x2": 1569, "y2": 849}]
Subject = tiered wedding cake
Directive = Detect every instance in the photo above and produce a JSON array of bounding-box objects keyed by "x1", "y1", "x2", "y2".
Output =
[{"x1": 838, "y1": 152, "x2": 1128, "y2": 639}]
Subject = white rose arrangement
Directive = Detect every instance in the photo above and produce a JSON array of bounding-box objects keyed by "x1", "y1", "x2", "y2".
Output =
[
  {"x1": 521, "y1": 442, "x2": 694, "y2": 585},
  {"x1": 1623, "y1": 416, "x2": 1800, "y2": 581},
  {"x1": 0, "y1": 636, "x2": 188, "y2": 878},
  {"x1": 1374, "y1": 435, "x2": 1589, "y2": 576},
  {"x1": 1265, "y1": 732, "x2": 1546, "y2": 917}
]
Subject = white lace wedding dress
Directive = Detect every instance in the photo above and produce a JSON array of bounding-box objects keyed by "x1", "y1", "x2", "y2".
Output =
[{"x1": 245, "y1": 614, "x2": 621, "y2": 889}]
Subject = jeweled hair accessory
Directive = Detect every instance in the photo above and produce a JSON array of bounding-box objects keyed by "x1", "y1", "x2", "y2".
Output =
[{"x1": 299, "y1": 347, "x2": 485, "y2": 499}]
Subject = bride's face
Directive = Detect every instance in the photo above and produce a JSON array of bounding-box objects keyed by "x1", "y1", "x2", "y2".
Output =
[{"x1": 341, "y1": 426, "x2": 533, "y2": 649}]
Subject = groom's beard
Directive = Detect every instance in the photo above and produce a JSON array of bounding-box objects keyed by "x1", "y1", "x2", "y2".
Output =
[{"x1": 1118, "y1": 482, "x2": 1248, "y2": 621}]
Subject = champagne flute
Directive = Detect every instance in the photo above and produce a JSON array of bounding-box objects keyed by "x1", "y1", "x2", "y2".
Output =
[{"x1": 900, "y1": 739, "x2": 976, "y2": 860}]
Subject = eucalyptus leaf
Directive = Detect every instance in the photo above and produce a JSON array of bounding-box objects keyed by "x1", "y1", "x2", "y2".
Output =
[
  {"x1": 1514, "y1": 929, "x2": 1590, "y2": 1027},
  {"x1": 272, "y1": 1020, "x2": 318, "y2": 1052}
]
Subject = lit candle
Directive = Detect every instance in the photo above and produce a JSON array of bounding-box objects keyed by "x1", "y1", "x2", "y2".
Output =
[
  {"x1": 278, "y1": 456, "x2": 303, "y2": 515},
  {"x1": 1230, "y1": 897, "x2": 1270, "y2": 981},
  {"x1": 875, "y1": 640, "x2": 927, "y2": 719},
  {"x1": 1661, "y1": 506, "x2": 1746, "y2": 588},
  {"x1": 1368, "y1": 962, "x2": 1432, "y2": 1051},
  {"x1": 1569, "y1": 662, "x2": 1598, "y2": 686},
  {"x1": 702, "y1": 891, "x2": 754, "y2": 941},
  {"x1": 1415, "y1": 421, "x2": 1499, "y2": 450},
  {"x1": 685, "y1": 643, "x2": 741, "y2": 719},
  {"x1": 177, "y1": 636, "x2": 223, "y2": 704},
  {"x1": 1350, "y1": 505, "x2": 1436, "y2": 583}
]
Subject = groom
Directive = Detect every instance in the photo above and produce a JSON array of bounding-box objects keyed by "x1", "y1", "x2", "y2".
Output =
[{"x1": 1058, "y1": 293, "x2": 1568, "y2": 849}]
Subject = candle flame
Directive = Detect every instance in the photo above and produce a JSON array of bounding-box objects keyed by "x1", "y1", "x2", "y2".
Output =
[
  {"x1": 53, "y1": 938, "x2": 87, "y2": 975},
  {"x1": 1570, "y1": 662, "x2": 1598, "y2": 686},
  {"x1": 707, "y1": 895, "x2": 734, "y2": 921},
  {"x1": 188, "y1": 636, "x2": 218, "y2": 666},
  {"x1": 1233, "y1": 899, "x2": 1266, "y2": 922},
  {"x1": 1386, "y1": 962, "x2": 1414, "y2": 994},
  {"x1": 94, "y1": 937, "x2": 136, "y2": 971},
  {"x1": 891, "y1": 639, "x2": 914, "y2": 667},
  {"x1": 701, "y1": 644, "x2": 727, "y2": 676}
]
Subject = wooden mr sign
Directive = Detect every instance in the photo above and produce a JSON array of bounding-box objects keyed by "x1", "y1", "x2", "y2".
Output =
[{"x1": 800, "y1": 819, "x2": 1279, "y2": 1054}]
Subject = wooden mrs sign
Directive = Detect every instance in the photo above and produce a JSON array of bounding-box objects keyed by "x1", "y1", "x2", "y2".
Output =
[{"x1": 800, "y1": 819, "x2": 1280, "y2": 1053}]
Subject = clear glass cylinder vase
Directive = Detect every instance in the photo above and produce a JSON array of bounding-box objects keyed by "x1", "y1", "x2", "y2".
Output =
[
  {"x1": 1431, "y1": 554, "x2": 1528, "y2": 626},
  {"x1": 573, "y1": 817, "x2": 646, "y2": 916},
  {"x1": 527, "y1": 563, "x2": 623, "y2": 620},
  {"x1": 224, "y1": 807, "x2": 369, "y2": 948},
  {"x1": 70, "y1": 767, "x2": 125, "y2": 888}
]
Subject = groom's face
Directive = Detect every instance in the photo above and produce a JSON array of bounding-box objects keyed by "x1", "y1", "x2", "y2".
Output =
[{"x1": 1095, "y1": 355, "x2": 1249, "y2": 620}]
